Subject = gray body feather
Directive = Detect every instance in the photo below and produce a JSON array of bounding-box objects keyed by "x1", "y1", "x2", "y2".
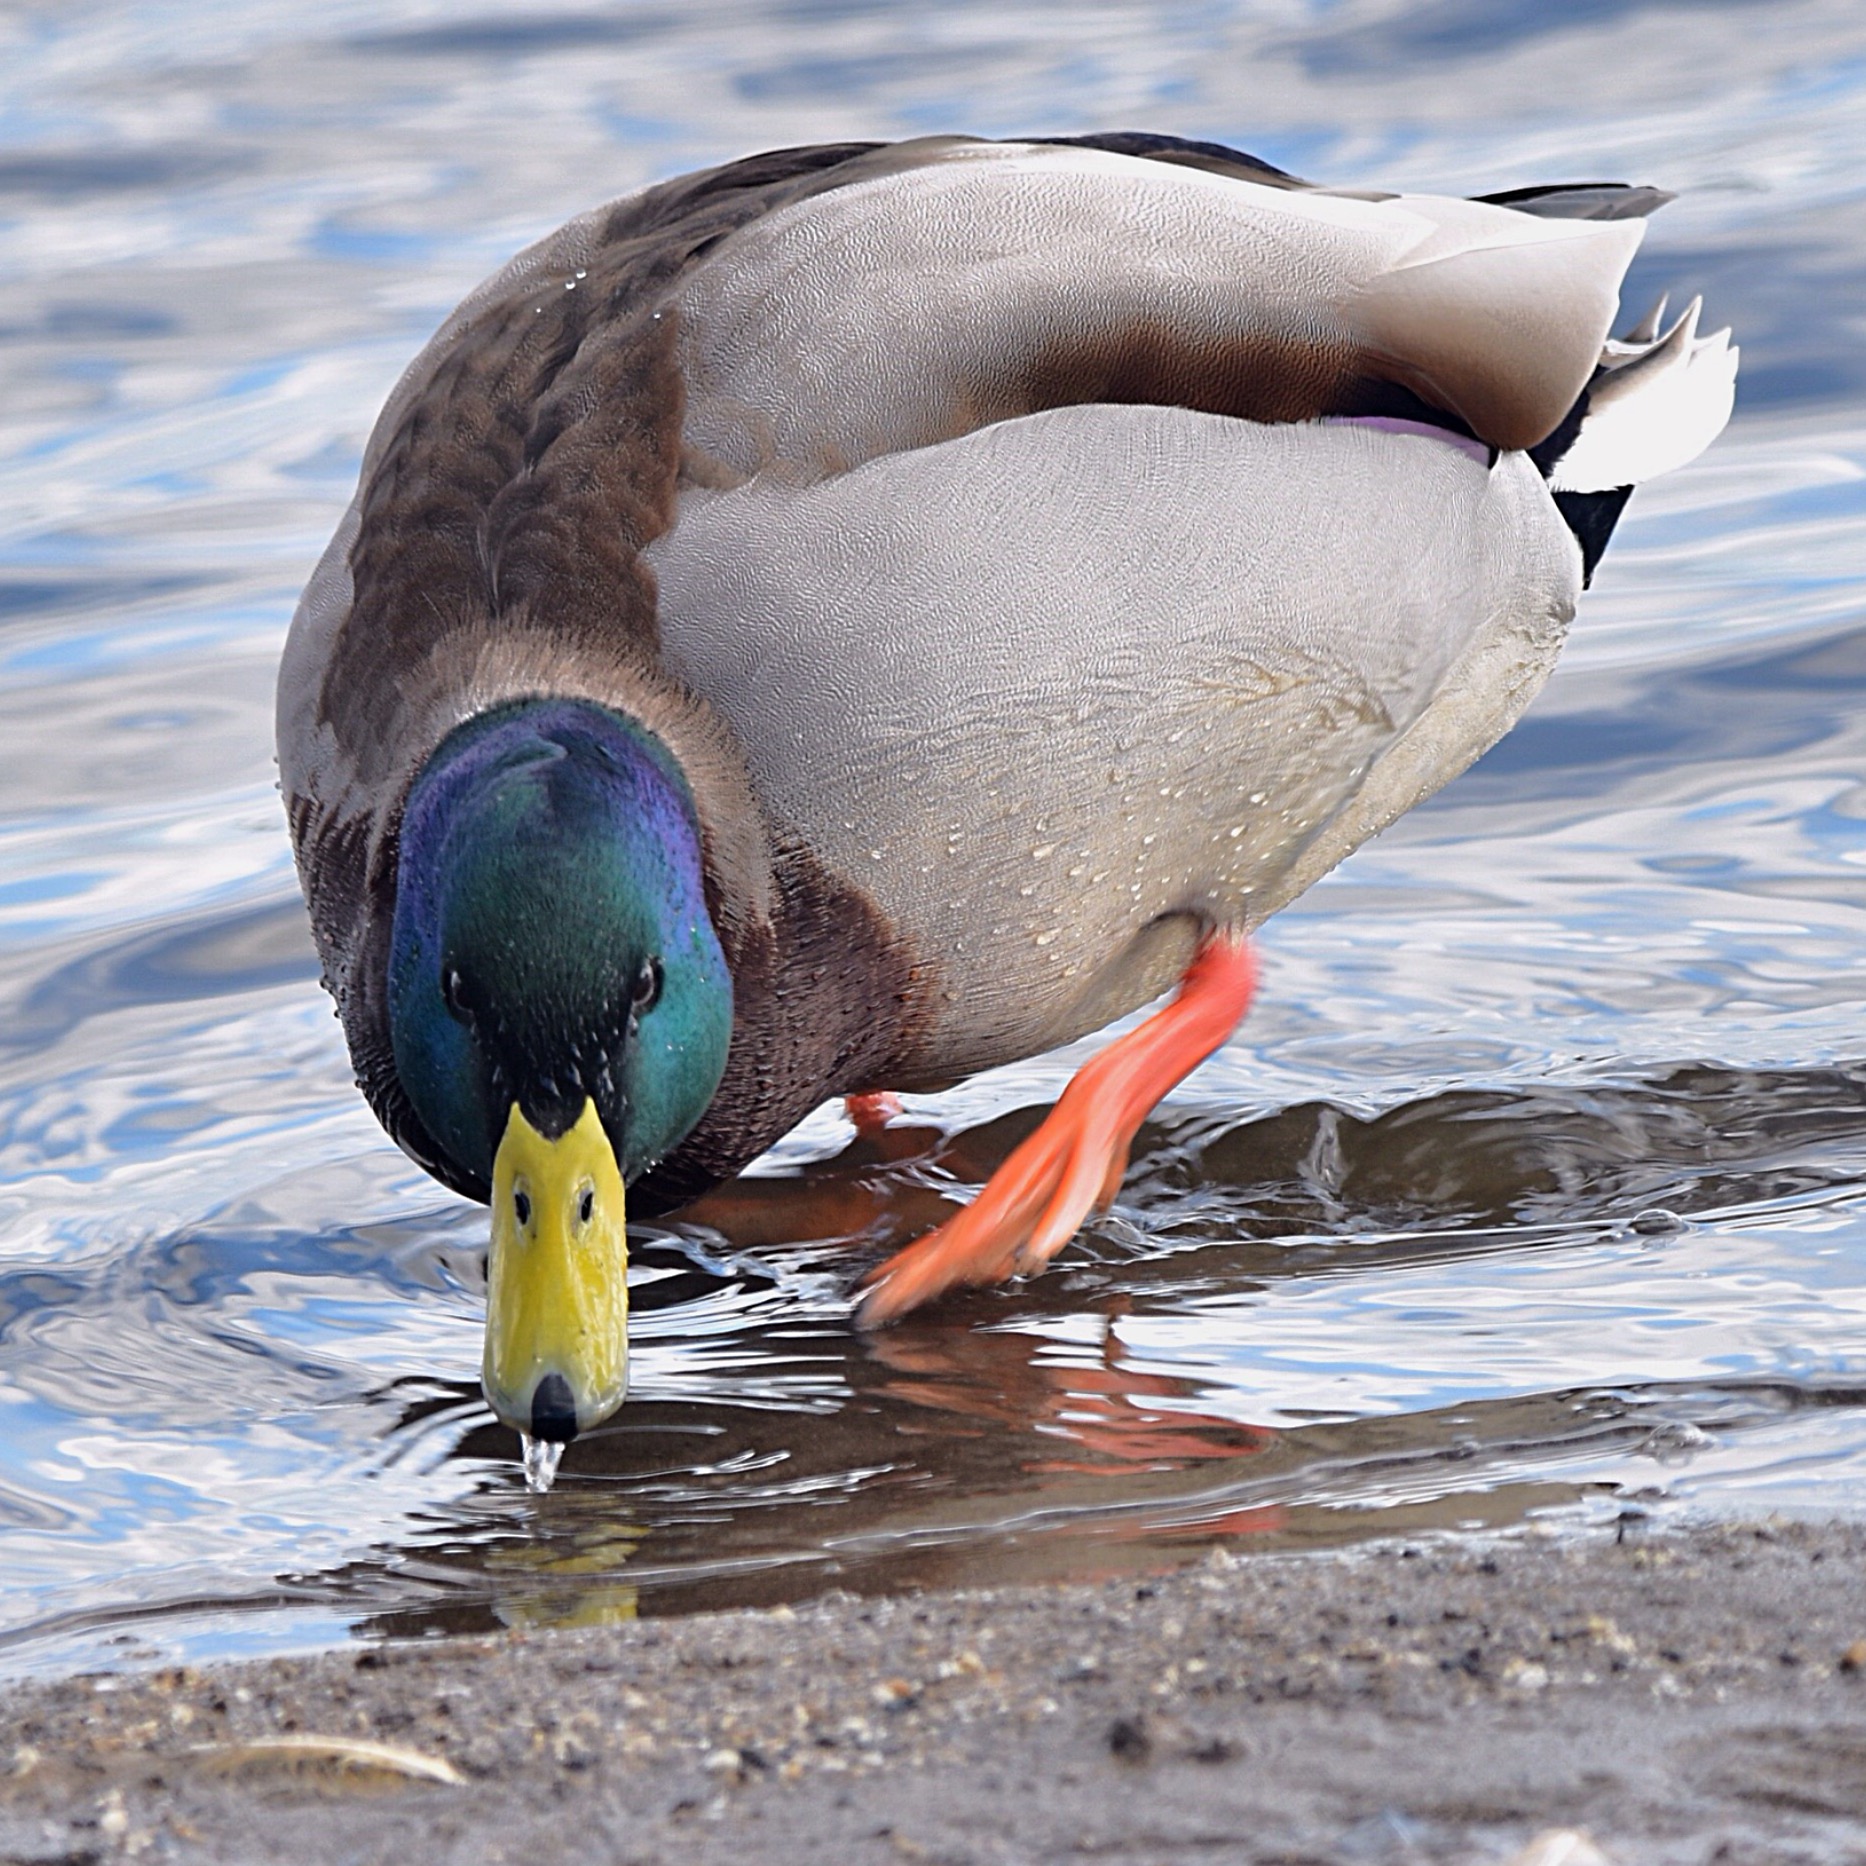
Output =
[{"x1": 650, "y1": 406, "x2": 1577, "y2": 1082}]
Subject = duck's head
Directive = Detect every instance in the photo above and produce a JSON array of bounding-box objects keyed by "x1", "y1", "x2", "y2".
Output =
[{"x1": 386, "y1": 699, "x2": 731, "y2": 1445}]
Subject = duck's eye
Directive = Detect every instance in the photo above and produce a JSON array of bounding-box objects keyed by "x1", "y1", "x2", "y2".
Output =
[
  {"x1": 577, "y1": 1186, "x2": 594, "y2": 1226},
  {"x1": 632, "y1": 956, "x2": 664, "y2": 1015},
  {"x1": 441, "y1": 964, "x2": 471, "y2": 1022},
  {"x1": 513, "y1": 1187, "x2": 532, "y2": 1228}
]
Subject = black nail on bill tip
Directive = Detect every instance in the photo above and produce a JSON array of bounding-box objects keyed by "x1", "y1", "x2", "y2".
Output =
[{"x1": 530, "y1": 1372, "x2": 578, "y2": 1442}]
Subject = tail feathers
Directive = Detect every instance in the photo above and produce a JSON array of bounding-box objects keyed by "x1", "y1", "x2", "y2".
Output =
[
  {"x1": 1550, "y1": 295, "x2": 1739, "y2": 493},
  {"x1": 1552, "y1": 485, "x2": 1635, "y2": 585},
  {"x1": 1476, "y1": 180, "x2": 1675, "y2": 223},
  {"x1": 1621, "y1": 291, "x2": 1669, "y2": 345}
]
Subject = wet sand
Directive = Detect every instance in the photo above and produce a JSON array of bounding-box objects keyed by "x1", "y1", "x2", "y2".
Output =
[{"x1": 2, "y1": 1519, "x2": 1863, "y2": 1864}]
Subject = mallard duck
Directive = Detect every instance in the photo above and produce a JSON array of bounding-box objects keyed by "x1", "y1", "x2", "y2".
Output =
[{"x1": 278, "y1": 133, "x2": 1736, "y2": 1448}]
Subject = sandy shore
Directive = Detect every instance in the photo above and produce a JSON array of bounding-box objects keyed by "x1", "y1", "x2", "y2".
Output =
[{"x1": 1, "y1": 1519, "x2": 1863, "y2": 1864}]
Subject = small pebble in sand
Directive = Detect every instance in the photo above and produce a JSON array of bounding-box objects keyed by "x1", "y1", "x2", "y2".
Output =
[{"x1": 1105, "y1": 1716, "x2": 1150, "y2": 1761}]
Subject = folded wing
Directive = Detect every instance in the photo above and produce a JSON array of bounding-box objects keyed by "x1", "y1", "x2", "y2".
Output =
[{"x1": 671, "y1": 139, "x2": 1649, "y2": 487}]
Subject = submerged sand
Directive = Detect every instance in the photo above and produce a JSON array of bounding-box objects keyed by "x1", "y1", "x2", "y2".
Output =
[{"x1": 1, "y1": 1519, "x2": 1863, "y2": 1864}]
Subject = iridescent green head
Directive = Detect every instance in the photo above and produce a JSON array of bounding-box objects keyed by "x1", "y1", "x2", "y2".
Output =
[{"x1": 387, "y1": 699, "x2": 731, "y2": 1442}]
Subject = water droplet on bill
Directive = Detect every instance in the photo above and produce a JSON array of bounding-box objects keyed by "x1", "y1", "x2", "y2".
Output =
[{"x1": 520, "y1": 1433, "x2": 564, "y2": 1493}]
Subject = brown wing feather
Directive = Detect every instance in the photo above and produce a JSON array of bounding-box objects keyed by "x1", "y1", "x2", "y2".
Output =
[{"x1": 329, "y1": 142, "x2": 898, "y2": 782}]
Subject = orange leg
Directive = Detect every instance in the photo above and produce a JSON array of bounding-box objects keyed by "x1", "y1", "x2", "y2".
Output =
[
  {"x1": 857, "y1": 933, "x2": 1257, "y2": 1325},
  {"x1": 845, "y1": 1091, "x2": 904, "y2": 1140}
]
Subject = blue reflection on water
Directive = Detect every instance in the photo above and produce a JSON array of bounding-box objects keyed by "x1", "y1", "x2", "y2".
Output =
[{"x1": 0, "y1": 0, "x2": 1863, "y2": 1676}]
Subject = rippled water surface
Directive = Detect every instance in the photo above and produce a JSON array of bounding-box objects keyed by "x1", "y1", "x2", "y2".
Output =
[{"x1": 2, "y1": 0, "x2": 1865, "y2": 1675}]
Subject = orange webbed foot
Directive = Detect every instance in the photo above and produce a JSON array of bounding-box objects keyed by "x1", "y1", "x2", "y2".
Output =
[
  {"x1": 857, "y1": 934, "x2": 1256, "y2": 1326},
  {"x1": 845, "y1": 1091, "x2": 904, "y2": 1140}
]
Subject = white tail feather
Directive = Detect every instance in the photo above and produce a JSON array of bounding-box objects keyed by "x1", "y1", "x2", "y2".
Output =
[
  {"x1": 1619, "y1": 292, "x2": 1669, "y2": 347},
  {"x1": 1551, "y1": 295, "x2": 1738, "y2": 492}
]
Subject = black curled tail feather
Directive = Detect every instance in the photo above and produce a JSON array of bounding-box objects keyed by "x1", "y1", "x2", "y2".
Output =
[{"x1": 1551, "y1": 485, "x2": 1634, "y2": 586}]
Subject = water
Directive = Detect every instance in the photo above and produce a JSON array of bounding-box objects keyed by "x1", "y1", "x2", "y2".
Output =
[
  {"x1": 1, "y1": 0, "x2": 1864, "y2": 1676},
  {"x1": 519, "y1": 1433, "x2": 563, "y2": 1496}
]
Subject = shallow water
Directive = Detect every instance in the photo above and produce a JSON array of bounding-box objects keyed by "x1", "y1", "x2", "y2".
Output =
[{"x1": 1, "y1": 0, "x2": 1864, "y2": 1676}]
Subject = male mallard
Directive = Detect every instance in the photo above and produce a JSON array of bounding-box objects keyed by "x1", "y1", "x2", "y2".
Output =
[{"x1": 278, "y1": 134, "x2": 1736, "y2": 1448}]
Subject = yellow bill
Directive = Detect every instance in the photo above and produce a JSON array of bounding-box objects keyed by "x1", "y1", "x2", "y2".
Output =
[{"x1": 483, "y1": 1097, "x2": 629, "y2": 1442}]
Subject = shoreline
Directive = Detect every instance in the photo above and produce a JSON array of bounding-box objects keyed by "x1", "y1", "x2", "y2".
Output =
[{"x1": 2, "y1": 1517, "x2": 1863, "y2": 1863}]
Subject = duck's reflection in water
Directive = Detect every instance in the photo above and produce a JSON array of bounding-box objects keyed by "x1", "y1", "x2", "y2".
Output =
[
  {"x1": 483, "y1": 1519, "x2": 646, "y2": 1632},
  {"x1": 866, "y1": 1315, "x2": 1273, "y2": 1476},
  {"x1": 394, "y1": 1051, "x2": 1866, "y2": 1641},
  {"x1": 397, "y1": 1051, "x2": 1866, "y2": 1638},
  {"x1": 677, "y1": 1108, "x2": 1273, "y2": 1463}
]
